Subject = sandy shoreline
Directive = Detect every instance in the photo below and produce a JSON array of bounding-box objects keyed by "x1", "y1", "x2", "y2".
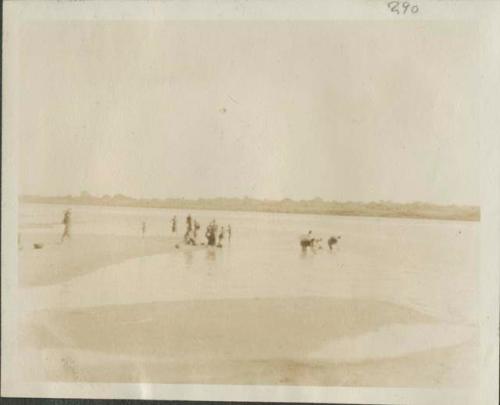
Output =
[
  {"x1": 16, "y1": 227, "x2": 479, "y2": 388},
  {"x1": 18, "y1": 232, "x2": 200, "y2": 286},
  {"x1": 18, "y1": 297, "x2": 478, "y2": 387},
  {"x1": 19, "y1": 342, "x2": 478, "y2": 387}
]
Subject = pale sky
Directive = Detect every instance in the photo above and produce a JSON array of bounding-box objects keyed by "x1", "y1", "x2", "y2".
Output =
[{"x1": 18, "y1": 21, "x2": 479, "y2": 205}]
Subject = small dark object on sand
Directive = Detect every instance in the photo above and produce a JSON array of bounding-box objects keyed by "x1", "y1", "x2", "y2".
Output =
[
  {"x1": 175, "y1": 244, "x2": 180, "y2": 249},
  {"x1": 33, "y1": 243, "x2": 44, "y2": 249}
]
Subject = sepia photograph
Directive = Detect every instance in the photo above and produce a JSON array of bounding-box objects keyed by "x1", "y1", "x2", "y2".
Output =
[{"x1": 2, "y1": 1, "x2": 499, "y2": 404}]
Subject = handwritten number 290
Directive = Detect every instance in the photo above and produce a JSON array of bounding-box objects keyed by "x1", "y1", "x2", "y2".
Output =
[{"x1": 388, "y1": 1, "x2": 419, "y2": 15}]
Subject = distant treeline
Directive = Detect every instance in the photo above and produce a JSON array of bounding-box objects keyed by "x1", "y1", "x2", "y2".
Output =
[{"x1": 20, "y1": 193, "x2": 480, "y2": 221}]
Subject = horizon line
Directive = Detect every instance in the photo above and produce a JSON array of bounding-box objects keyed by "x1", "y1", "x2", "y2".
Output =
[{"x1": 19, "y1": 193, "x2": 480, "y2": 209}]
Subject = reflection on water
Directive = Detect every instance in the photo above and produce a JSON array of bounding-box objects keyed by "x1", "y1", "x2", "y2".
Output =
[
  {"x1": 205, "y1": 249, "x2": 216, "y2": 262},
  {"x1": 183, "y1": 250, "x2": 194, "y2": 267}
]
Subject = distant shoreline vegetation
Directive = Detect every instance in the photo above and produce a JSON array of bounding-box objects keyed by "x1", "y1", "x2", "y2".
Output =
[{"x1": 19, "y1": 193, "x2": 480, "y2": 222}]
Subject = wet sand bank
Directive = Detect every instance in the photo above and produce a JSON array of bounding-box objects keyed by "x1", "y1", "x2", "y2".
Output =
[
  {"x1": 18, "y1": 297, "x2": 478, "y2": 387},
  {"x1": 18, "y1": 233, "x2": 197, "y2": 286}
]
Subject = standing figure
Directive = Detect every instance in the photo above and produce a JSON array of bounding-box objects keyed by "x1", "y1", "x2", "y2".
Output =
[
  {"x1": 205, "y1": 222, "x2": 216, "y2": 246},
  {"x1": 184, "y1": 215, "x2": 193, "y2": 245},
  {"x1": 184, "y1": 228, "x2": 196, "y2": 245},
  {"x1": 227, "y1": 225, "x2": 232, "y2": 242},
  {"x1": 218, "y1": 226, "x2": 225, "y2": 245},
  {"x1": 193, "y1": 220, "x2": 200, "y2": 239},
  {"x1": 211, "y1": 220, "x2": 218, "y2": 238},
  {"x1": 171, "y1": 216, "x2": 177, "y2": 233},
  {"x1": 60, "y1": 209, "x2": 72, "y2": 243},
  {"x1": 142, "y1": 221, "x2": 147, "y2": 237}
]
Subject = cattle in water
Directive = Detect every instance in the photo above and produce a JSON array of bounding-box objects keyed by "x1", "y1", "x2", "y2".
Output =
[
  {"x1": 328, "y1": 236, "x2": 341, "y2": 251},
  {"x1": 300, "y1": 239, "x2": 312, "y2": 249},
  {"x1": 300, "y1": 231, "x2": 341, "y2": 253},
  {"x1": 300, "y1": 237, "x2": 322, "y2": 251}
]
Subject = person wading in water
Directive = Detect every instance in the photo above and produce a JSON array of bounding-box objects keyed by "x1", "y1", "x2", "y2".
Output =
[
  {"x1": 205, "y1": 220, "x2": 217, "y2": 246},
  {"x1": 193, "y1": 220, "x2": 200, "y2": 239},
  {"x1": 218, "y1": 226, "x2": 225, "y2": 246}
]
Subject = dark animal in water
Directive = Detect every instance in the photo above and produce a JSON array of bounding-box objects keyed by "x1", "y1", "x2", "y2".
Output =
[
  {"x1": 328, "y1": 236, "x2": 341, "y2": 250},
  {"x1": 300, "y1": 238, "x2": 322, "y2": 250},
  {"x1": 300, "y1": 239, "x2": 312, "y2": 249}
]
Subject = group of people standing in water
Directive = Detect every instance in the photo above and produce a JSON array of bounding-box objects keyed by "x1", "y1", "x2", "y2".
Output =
[
  {"x1": 170, "y1": 214, "x2": 232, "y2": 247},
  {"x1": 60, "y1": 209, "x2": 338, "y2": 254},
  {"x1": 58, "y1": 209, "x2": 232, "y2": 249}
]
